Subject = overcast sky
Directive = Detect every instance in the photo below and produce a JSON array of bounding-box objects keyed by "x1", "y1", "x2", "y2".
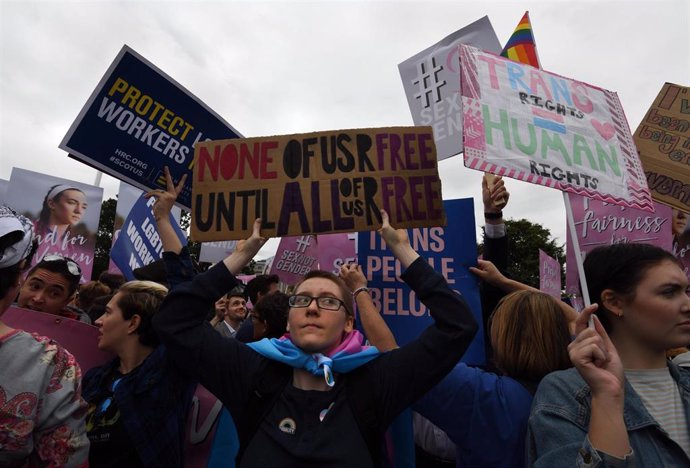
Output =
[{"x1": 1, "y1": 0, "x2": 688, "y2": 259}]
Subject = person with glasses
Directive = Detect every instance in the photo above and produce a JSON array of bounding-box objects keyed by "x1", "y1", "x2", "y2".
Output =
[
  {"x1": 153, "y1": 210, "x2": 479, "y2": 467},
  {"x1": 0, "y1": 205, "x2": 89, "y2": 467},
  {"x1": 82, "y1": 280, "x2": 196, "y2": 468},
  {"x1": 16, "y1": 253, "x2": 91, "y2": 323}
]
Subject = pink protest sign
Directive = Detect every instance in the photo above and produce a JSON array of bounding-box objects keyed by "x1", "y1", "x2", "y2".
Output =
[
  {"x1": 316, "y1": 233, "x2": 357, "y2": 275},
  {"x1": 459, "y1": 44, "x2": 652, "y2": 211},
  {"x1": 270, "y1": 235, "x2": 319, "y2": 285},
  {"x1": 539, "y1": 249, "x2": 561, "y2": 298},
  {"x1": 3, "y1": 306, "x2": 113, "y2": 372},
  {"x1": 565, "y1": 193, "x2": 673, "y2": 308}
]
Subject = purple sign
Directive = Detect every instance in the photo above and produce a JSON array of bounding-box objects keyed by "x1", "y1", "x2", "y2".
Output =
[
  {"x1": 566, "y1": 193, "x2": 673, "y2": 309},
  {"x1": 539, "y1": 249, "x2": 561, "y2": 299},
  {"x1": 316, "y1": 233, "x2": 357, "y2": 275},
  {"x1": 270, "y1": 235, "x2": 319, "y2": 285}
]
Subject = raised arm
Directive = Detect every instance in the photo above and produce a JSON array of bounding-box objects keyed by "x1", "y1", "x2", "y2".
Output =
[
  {"x1": 471, "y1": 259, "x2": 578, "y2": 329},
  {"x1": 365, "y1": 210, "x2": 479, "y2": 425},
  {"x1": 152, "y1": 219, "x2": 268, "y2": 408},
  {"x1": 146, "y1": 166, "x2": 195, "y2": 290},
  {"x1": 340, "y1": 262, "x2": 398, "y2": 352},
  {"x1": 146, "y1": 166, "x2": 186, "y2": 255}
]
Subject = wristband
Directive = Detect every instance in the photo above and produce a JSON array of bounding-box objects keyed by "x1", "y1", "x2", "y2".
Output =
[
  {"x1": 484, "y1": 211, "x2": 503, "y2": 220},
  {"x1": 352, "y1": 286, "x2": 370, "y2": 300}
]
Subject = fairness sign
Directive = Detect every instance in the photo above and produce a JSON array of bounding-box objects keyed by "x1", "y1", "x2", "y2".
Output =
[
  {"x1": 60, "y1": 45, "x2": 241, "y2": 210},
  {"x1": 633, "y1": 83, "x2": 690, "y2": 213},
  {"x1": 564, "y1": 193, "x2": 673, "y2": 310},
  {"x1": 191, "y1": 127, "x2": 445, "y2": 240},
  {"x1": 460, "y1": 45, "x2": 652, "y2": 211}
]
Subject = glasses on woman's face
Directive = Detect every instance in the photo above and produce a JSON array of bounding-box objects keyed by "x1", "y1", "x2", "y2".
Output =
[
  {"x1": 42, "y1": 254, "x2": 82, "y2": 277},
  {"x1": 288, "y1": 294, "x2": 345, "y2": 311}
]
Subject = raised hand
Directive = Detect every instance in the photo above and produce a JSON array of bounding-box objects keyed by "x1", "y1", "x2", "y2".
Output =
[
  {"x1": 144, "y1": 166, "x2": 188, "y2": 222},
  {"x1": 340, "y1": 263, "x2": 367, "y2": 292},
  {"x1": 378, "y1": 209, "x2": 419, "y2": 269},
  {"x1": 482, "y1": 174, "x2": 509, "y2": 214},
  {"x1": 469, "y1": 259, "x2": 507, "y2": 288},
  {"x1": 569, "y1": 304, "x2": 624, "y2": 398}
]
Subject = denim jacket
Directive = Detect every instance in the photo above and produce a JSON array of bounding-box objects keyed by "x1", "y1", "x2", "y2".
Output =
[{"x1": 527, "y1": 362, "x2": 690, "y2": 467}]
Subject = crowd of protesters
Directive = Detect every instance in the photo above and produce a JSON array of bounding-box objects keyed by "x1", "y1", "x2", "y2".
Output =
[{"x1": 1, "y1": 168, "x2": 689, "y2": 468}]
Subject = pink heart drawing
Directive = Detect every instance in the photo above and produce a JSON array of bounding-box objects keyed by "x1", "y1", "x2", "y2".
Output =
[{"x1": 591, "y1": 119, "x2": 615, "y2": 141}]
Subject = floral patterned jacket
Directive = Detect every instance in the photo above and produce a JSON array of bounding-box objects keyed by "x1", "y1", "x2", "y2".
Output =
[{"x1": 0, "y1": 330, "x2": 89, "y2": 467}]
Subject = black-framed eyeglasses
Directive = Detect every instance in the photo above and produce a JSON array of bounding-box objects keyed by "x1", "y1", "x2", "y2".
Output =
[
  {"x1": 42, "y1": 254, "x2": 82, "y2": 277},
  {"x1": 288, "y1": 294, "x2": 345, "y2": 311}
]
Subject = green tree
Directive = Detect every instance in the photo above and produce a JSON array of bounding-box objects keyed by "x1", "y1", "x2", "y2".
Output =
[
  {"x1": 92, "y1": 197, "x2": 117, "y2": 280},
  {"x1": 479, "y1": 218, "x2": 565, "y2": 289}
]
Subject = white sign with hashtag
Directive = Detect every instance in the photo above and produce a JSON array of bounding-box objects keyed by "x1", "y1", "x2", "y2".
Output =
[{"x1": 398, "y1": 16, "x2": 501, "y2": 161}]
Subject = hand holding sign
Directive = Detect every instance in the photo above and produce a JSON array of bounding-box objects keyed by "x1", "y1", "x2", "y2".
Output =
[
  {"x1": 224, "y1": 218, "x2": 269, "y2": 275},
  {"x1": 482, "y1": 174, "x2": 509, "y2": 213},
  {"x1": 378, "y1": 209, "x2": 419, "y2": 269}
]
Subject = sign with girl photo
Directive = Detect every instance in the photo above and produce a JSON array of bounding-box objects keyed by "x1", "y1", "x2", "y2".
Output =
[{"x1": 5, "y1": 168, "x2": 103, "y2": 281}]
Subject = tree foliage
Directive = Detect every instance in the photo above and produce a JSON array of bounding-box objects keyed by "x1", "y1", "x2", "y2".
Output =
[
  {"x1": 479, "y1": 218, "x2": 565, "y2": 289},
  {"x1": 92, "y1": 197, "x2": 117, "y2": 280}
]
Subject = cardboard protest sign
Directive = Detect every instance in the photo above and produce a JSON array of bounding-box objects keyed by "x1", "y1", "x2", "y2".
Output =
[
  {"x1": 192, "y1": 127, "x2": 445, "y2": 240},
  {"x1": 110, "y1": 194, "x2": 187, "y2": 280},
  {"x1": 633, "y1": 83, "x2": 690, "y2": 213},
  {"x1": 358, "y1": 198, "x2": 485, "y2": 365},
  {"x1": 317, "y1": 233, "x2": 357, "y2": 275},
  {"x1": 6, "y1": 168, "x2": 103, "y2": 282},
  {"x1": 460, "y1": 44, "x2": 653, "y2": 212},
  {"x1": 398, "y1": 16, "x2": 502, "y2": 160},
  {"x1": 539, "y1": 249, "x2": 561, "y2": 298},
  {"x1": 60, "y1": 45, "x2": 241, "y2": 209},
  {"x1": 565, "y1": 193, "x2": 673, "y2": 309}
]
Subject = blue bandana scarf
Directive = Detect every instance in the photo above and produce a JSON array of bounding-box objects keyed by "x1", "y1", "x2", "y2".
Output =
[{"x1": 247, "y1": 330, "x2": 379, "y2": 386}]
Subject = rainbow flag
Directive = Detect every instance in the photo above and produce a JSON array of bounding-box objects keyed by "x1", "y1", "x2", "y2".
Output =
[{"x1": 500, "y1": 11, "x2": 540, "y2": 68}]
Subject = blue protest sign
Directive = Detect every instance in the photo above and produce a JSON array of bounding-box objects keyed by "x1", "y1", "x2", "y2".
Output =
[
  {"x1": 358, "y1": 198, "x2": 485, "y2": 365},
  {"x1": 60, "y1": 45, "x2": 242, "y2": 209},
  {"x1": 110, "y1": 194, "x2": 187, "y2": 280}
]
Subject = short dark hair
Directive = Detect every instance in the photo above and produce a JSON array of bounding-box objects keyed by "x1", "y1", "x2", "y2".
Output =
[
  {"x1": 87, "y1": 294, "x2": 112, "y2": 323},
  {"x1": 98, "y1": 271, "x2": 126, "y2": 291},
  {"x1": 294, "y1": 270, "x2": 353, "y2": 317},
  {"x1": 27, "y1": 257, "x2": 80, "y2": 297},
  {"x1": 78, "y1": 281, "x2": 111, "y2": 312},
  {"x1": 246, "y1": 274, "x2": 280, "y2": 304},
  {"x1": 116, "y1": 281, "x2": 168, "y2": 347},
  {"x1": 254, "y1": 291, "x2": 289, "y2": 339},
  {"x1": 584, "y1": 243, "x2": 680, "y2": 332},
  {"x1": 227, "y1": 284, "x2": 247, "y2": 301}
]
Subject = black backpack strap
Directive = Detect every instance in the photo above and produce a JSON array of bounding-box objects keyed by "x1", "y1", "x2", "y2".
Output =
[
  {"x1": 345, "y1": 371, "x2": 383, "y2": 465},
  {"x1": 235, "y1": 361, "x2": 291, "y2": 465}
]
